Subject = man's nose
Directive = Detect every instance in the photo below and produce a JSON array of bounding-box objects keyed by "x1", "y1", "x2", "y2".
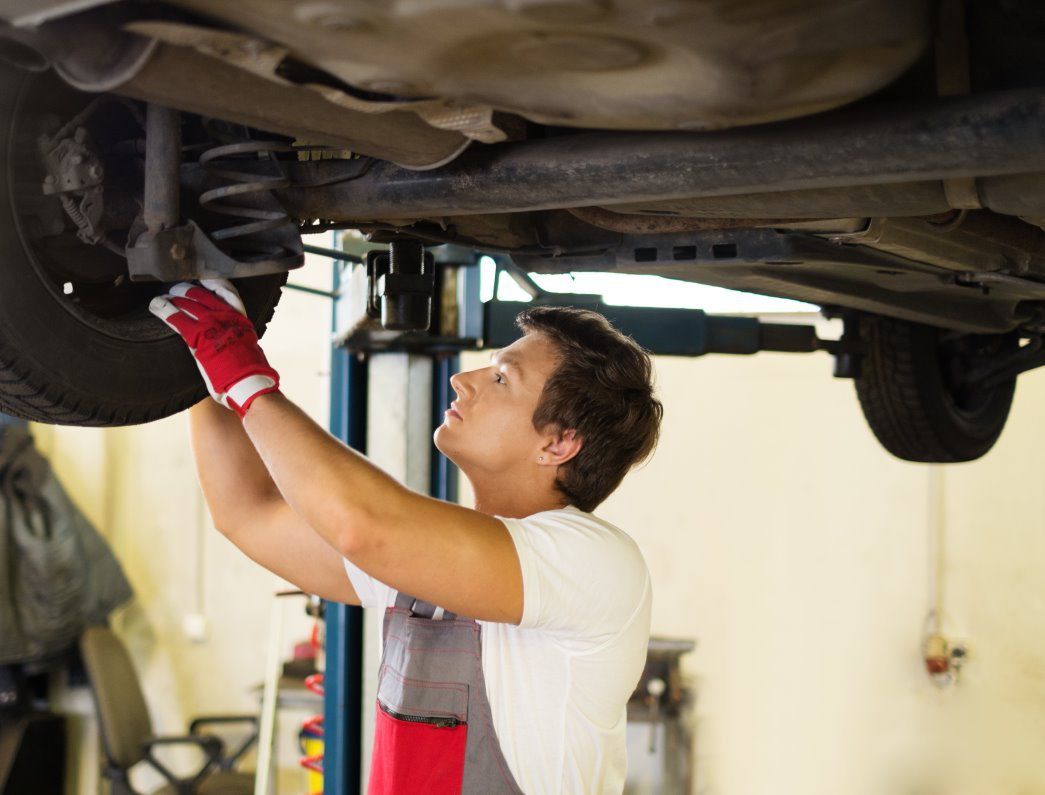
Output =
[
  {"x1": 449, "y1": 370, "x2": 472, "y2": 399},
  {"x1": 450, "y1": 367, "x2": 487, "y2": 399}
]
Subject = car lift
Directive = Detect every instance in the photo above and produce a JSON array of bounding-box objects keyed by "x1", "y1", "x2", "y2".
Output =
[{"x1": 300, "y1": 236, "x2": 850, "y2": 794}]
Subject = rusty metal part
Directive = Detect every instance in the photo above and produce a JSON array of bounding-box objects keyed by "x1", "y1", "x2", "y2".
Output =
[
  {"x1": 34, "y1": 95, "x2": 146, "y2": 256},
  {"x1": 126, "y1": 219, "x2": 303, "y2": 282},
  {"x1": 142, "y1": 104, "x2": 180, "y2": 234},
  {"x1": 566, "y1": 206, "x2": 807, "y2": 233},
  {"x1": 822, "y1": 211, "x2": 1045, "y2": 278},
  {"x1": 39, "y1": 125, "x2": 107, "y2": 247},
  {"x1": 39, "y1": 127, "x2": 103, "y2": 196}
]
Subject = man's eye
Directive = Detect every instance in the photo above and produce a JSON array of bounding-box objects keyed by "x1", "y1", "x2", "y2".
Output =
[{"x1": 495, "y1": 373, "x2": 506, "y2": 385}]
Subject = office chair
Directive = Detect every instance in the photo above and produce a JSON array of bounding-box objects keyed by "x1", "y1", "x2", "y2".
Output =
[{"x1": 80, "y1": 625, "x2": 258, "y2": 794}]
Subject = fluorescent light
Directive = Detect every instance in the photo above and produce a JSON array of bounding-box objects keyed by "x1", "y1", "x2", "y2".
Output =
[{"x1": 528, "y1": 272, "x2": 818, "y2": 313}]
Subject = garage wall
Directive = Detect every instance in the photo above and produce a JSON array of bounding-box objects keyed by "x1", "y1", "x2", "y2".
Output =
[
  {"x1": 460, "y1": 342, "x2": 1045, "y2": 795},
  {"x1": 33, "y1": 251, "x2": 336, "y2": 795}
]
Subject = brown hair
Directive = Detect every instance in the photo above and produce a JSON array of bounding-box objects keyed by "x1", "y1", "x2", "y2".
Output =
[{"x1": 516, "y1": 306, "x2": 663, "y2": 512}]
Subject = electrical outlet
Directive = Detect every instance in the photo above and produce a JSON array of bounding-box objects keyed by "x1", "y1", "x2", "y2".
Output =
[{"x1": 182, "y1": 613, "x2": 209, "y2": 643}]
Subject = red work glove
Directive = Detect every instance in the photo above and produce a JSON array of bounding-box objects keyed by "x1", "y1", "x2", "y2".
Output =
[{"x1": 149, "y1": 279, "x2": 280, "y2": 417}]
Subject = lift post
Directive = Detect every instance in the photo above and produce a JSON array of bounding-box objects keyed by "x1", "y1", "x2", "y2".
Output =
[{"x1": 323, "y1": 265, "x2": 367, "y2": 795}]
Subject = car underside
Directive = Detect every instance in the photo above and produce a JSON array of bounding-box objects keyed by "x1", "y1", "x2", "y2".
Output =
[{"x1": 0, "y1": 0, "x2": 1044, "y2": 462}]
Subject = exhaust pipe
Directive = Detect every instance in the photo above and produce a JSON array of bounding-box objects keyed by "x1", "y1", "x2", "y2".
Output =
[{"x1": 279, "y1": 89, "x2": 1045, "y2": 220}]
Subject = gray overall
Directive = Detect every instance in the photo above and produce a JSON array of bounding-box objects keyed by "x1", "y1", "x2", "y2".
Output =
[{"x1": 368, "y1": 592, "x2": 525, "y2": 794}]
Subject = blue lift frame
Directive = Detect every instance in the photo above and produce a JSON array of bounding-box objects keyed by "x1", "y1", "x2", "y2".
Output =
[{"x1": 323, "y1": 261, "x2": 366, "y2": 795}]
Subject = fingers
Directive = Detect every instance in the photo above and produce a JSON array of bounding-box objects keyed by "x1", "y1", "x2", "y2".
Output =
[
  {"x1": 168, "y1": 282, "x2": 228, "y2": 315},
  {"x1": 148, "y1": 295, "x2": 179, "y2": 323},
  {"x1": 149, "y1": 295, "x2": 199, "y2": 337},
  {"x1": 168, "y1": 296, "x2": 211, "y2": 321},
  {"x1": 167, "y1": 282, "x2": 196, "y2": 301},
  {"x1": 168, "y1": 279, "x2": 248, "y2": 317},
  {"x1": 149, "y1": 290, "x2": 226, "y2": 405},
  {"x1": 200, "y1": 278, "x2": 248, "y2": 316}
]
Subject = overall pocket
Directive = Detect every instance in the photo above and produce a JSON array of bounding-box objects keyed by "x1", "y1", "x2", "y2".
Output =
[{"x1": 368, "y1": 668, "x2": 470, "y2": 794}]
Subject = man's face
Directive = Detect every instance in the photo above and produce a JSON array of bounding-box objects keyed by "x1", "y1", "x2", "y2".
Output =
[{"x1": 434, "y1": 331, "x2": 560, "y2": 474}]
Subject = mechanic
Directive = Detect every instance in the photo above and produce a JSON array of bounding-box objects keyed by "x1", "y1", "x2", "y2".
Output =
[{"x1": 150, "y1": 278, "x2": 662, "y2": 794}]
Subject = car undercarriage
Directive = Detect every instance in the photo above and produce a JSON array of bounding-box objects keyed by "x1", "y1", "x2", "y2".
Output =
[{"x1": 1, "y1": 0, "x2": 1045, "y2": 462}]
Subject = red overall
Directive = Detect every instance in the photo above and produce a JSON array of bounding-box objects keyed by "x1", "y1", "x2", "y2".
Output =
[{"x1": 368, "y1": 592, "x2": 525, "y2": 794}]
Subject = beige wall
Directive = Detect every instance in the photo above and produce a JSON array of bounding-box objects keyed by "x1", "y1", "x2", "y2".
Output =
[{"x1": 36, "y1": 286, "x2": 1045, "y2": 794}]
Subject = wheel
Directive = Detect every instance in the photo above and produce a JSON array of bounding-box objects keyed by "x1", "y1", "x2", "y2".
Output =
[
  {"x1": 854, "y1": 314, "x2": 1017, "y2": 463},
  {"x1": 0, "y1": 64, "x2": 286, "y2": 426}
]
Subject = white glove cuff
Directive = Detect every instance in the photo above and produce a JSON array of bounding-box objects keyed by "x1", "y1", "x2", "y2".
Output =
[{"x1": 226, "y1": 375, "x2": 277, "y2": 411}]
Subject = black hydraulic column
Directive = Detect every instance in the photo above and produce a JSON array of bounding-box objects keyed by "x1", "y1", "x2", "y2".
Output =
[{"x1": 431, "y1": 355, "x2": 460, "y2": 502}]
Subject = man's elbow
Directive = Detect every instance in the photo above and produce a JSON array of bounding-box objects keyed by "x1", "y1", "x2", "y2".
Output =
[
  {"x1": 209, "y1": 512, "x2": 239, "y2": 539},
  {"x1": 208, "y1": 498, "x2": 280, "y2": 541},
  {"x1": 331, "y1": 505, "x2": 379, "y2": 560}
]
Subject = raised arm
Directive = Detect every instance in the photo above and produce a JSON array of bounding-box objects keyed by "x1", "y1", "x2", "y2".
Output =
[
  {"x1": 188, "y1": 397, "x2": 360, "y2": 605},
  {"x1": 151, "y1": 279, "x2": 521, "y2": 621}
]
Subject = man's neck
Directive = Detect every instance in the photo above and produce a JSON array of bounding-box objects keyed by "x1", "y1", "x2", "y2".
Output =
[{"x1": 467, "y1": 469, "x2": 568, "y2": 519}]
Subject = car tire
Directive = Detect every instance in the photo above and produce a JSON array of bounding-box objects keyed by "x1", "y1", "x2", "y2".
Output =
[
  {"x1": 0, "y1": 63, "x2": 288, "y2": 426},
  {"x1": 854, "y1": 314, "x2": 1016, "y2": 463}
]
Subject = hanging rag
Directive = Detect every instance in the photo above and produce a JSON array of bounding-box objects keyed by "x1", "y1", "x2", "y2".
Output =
[{"x1": 0, "y1": 421, "x2": 132, "y2": 666}]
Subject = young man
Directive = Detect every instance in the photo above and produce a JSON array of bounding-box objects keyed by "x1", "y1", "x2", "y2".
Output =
[{"x1": 150, "y1": 278, "x2": 663, "y2": 793}]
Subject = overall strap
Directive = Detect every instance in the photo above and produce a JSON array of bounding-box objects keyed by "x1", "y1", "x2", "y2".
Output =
[{"x1": 394, "y1": 591, "x2": 458, "y2": 622}]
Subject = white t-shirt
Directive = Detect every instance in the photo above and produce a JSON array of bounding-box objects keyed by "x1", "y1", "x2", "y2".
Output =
[{"x1": 342, "y1": 505, "x2": 652, "y2": 794}]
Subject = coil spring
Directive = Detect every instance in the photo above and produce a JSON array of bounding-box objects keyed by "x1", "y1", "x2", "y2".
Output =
[{"x1": 198, "y1": 140, "x2": 296, "y2": 262}]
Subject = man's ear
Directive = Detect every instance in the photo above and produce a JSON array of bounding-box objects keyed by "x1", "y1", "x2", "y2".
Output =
[{"x1": 540, "y1": 428, "x2": 582, "y2": 466}]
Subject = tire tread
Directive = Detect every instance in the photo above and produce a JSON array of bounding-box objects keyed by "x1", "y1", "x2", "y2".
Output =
[
  {"x1": 854, "y1": 315, "x2": 1013, "y2": 463},
  {"x1": 0, "y1": 274, "x2": 286, "y2": 426}
]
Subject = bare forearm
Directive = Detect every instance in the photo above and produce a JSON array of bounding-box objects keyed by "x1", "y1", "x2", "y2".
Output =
[
  {"x1": 241, "y1": 391, "x2": 408, "y2": 553},
  {"x1": 188, "y1": 398, "x2": 282, "y2": 531},
  {"x1": 241, "y1": 392, "x2": 522, "y2": 623}
]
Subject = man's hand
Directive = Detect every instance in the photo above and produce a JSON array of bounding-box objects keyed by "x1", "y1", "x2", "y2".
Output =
[{"x1": 149, "y1": 279, "x2": 280, "y2": 417}]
